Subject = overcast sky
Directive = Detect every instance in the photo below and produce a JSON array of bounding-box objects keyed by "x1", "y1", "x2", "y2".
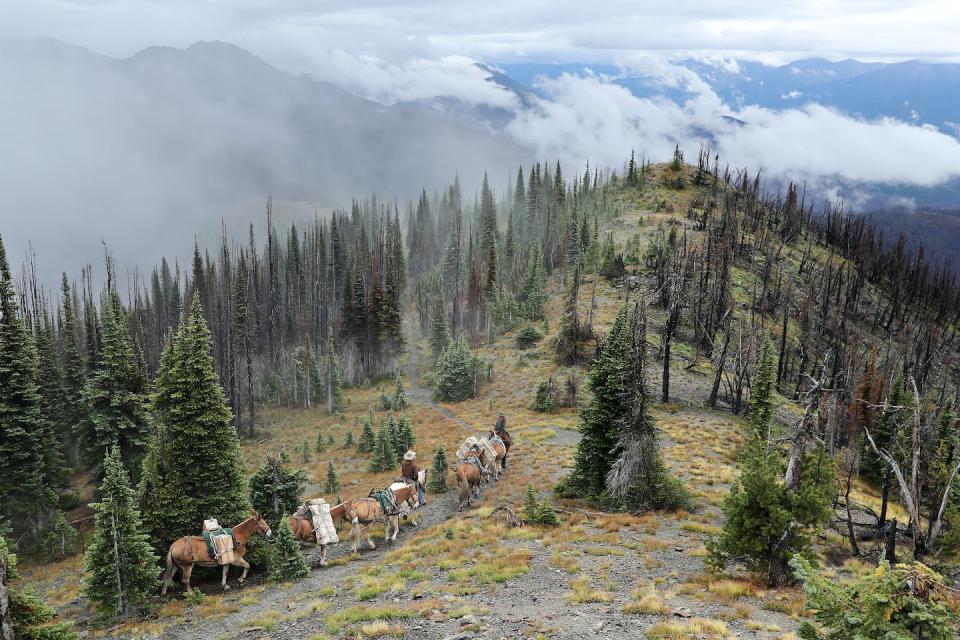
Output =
[{"x1": 4, "y1": 0, "x2": 960, "y2": 71}]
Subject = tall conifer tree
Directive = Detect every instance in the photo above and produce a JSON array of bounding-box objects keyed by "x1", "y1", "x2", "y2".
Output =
[
  {"x1": 82, "y1": 448, "x2": 158, "y2": 620},
  {"x1": 139, "y1": 294, "x2": 250, "y2": 547},
  {"x1": 0, "y1": 234, "x2": 55, "y2": 535},
  {"x1": 81, "y1": 291, "x2": 150, "y2": 479}
]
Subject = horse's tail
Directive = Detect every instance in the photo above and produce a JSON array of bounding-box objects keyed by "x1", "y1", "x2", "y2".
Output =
[
  {"x1": 161, "y1": 543, "x2": 176, "y2": 595},
  {"x1": 453, "y1": 465, "x2": 470, "y2": 504},
  {"x1": 347, "y1": 506, "x2": 361, "y2": 547}
]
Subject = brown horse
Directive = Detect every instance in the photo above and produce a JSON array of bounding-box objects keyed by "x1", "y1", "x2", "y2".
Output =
[
  {"x1": 490, "y1": 428, "x2": 511, "y2": 468},
  {"x1": 486, "y1": 437, "x2": 507, "y2": 479},
  {"x1": 288, "y1": 502, "x2": 350, "y2": 566},
  {"x1": 161, "y1": 510, "x2": 272, "y2": 595},
  {"x1": 451, "y1": 457, "x2": 483, "y2": 511}
]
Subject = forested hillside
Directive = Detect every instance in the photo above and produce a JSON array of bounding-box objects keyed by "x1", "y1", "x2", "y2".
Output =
[{"x1": 2, "y1": 149, "x2": 960, "y2": 639}]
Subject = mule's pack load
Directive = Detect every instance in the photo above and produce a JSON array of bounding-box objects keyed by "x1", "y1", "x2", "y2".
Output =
[
  {"x1": 476, "y1": 436, "x2": 497, "y2": 472},
  {"x1": 368, "y1": 488, "x2": 400, "y2": 516},
  {"x1": 456, "y1": 436, "x2": 479, "y2": 461},
  {"x1": 202, "y1": 518, "x2": 236, "y2": 565},
  {"x1": 304, "y1": 498, "x2": 339, "y2": 545}
]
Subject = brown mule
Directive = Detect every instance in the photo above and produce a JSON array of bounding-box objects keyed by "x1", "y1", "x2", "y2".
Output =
[
  {"x1": 451, "y1": 457, "x2": 483, "y2": 511},
  {"x1": 161, "y1": 510, "x2": 272, "y2": 594},
  {"x1": 288, "y1": 502, "x2": 350, "y2": 566},
  {"x1": 347, "y1": 497, "x2": 399, "y2": 552}
]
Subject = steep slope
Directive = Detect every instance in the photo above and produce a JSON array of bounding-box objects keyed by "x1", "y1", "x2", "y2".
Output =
[{"x1": 27, "y1": 162, "x2": 960, "y2": 639}]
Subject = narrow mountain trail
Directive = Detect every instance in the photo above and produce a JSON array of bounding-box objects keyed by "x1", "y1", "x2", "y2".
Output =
[
  {"x1": 402, "y1": 330, "x2": 475, "y2": 435},
  {"x1": 153, "y1": 338, "x2": 501, "y2": 639}
]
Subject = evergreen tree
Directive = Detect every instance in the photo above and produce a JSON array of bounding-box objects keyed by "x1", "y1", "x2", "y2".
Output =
[
  {"x1": 386, "y1": 415, "x2": 401, "y2": 463},
  {"x1": 358, "y1": 412, "x2": 376, "y2": 453},
  {"x1": 430, "y1": 298, "x2": 450, "y2": 363},
  {"x1": 315, "y1": 429, "x2": 326, "y2": 453},
  {"x1": 747, "y1": 337, "x2": 778, "y2": 438},
  {"x1": 326, "y1": 433, "x2": 334, "y2": 447},
  {"x1": 396, "y1": 415, "x2": 415, "y2": 455},
  {"x1": 34, "y1": 316, "x2": 68, "y2": 488},
  {"x1": 324, "y1": 462, "x2": 341, "y2": 495},
  {"x1": 607, "y1": 303, "x2": 689, "y2": 511},
  {"x1": 139, "y1": 294, "x2": 250, "y2": 548},
  {"x1": 392, "y1": 372, "x2": 408, "y2": 410},
  {"x1": 299, "y1": 440, "x2": 312, "y2": 463},
  {"x1": 428, "y1": 447, "x2": 449, "y2": 493},
  {"x1": 0, "y1": 234, "x2": 55, "y2": 536},
  {"x1": 520, "y1": 249, "x2": 548, "y2": 321},
  {"x1": 368, "y1": 425, "x2": 391, "y2": 473},
  {"x1": 323, "y1": 327, "x2": 344, "y2": 415},
  {"x1": 434, "y1": 337, "x2": 480, "y2": 402},
  {"x1": 59, "y1": 274, "x2": 87, "y2": 465},
  {"x1": 342, "y1": 430, "x2": 354, "y2": 449},
  {"x1": 559, "y1": 306, "x2": 630, "y2": 499},
  {"x1": 270, "y1": 517, "x2": 309, "y2": 582},
  {"x1": 862, "y1": 375, "x2": 908, "y2": 483},
  {"x1": 707, "y1": 342, "x2": 833, "y2": 577},
  {"x1": 523, "y1": 485, "x2": 540, "y2": 523},
  {"x1": 81, "y1": 291, "x2": 151, "y2": 479},
  {"x1": 82, "y1": 448, "x2": 159, "y2": 620},
  {"x1": 2, "y1": 535, "x2": 77, "y2": 639},
  {"x1": 556, "y1": 261, "x2": 583, "y2": 364},
  {"x1": 248, "y1": 450, "x2": 306, "y2": 527}
]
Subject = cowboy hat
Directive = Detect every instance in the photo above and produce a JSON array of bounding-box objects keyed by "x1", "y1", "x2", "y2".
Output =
[{"x1": 403, "y1": 450, "x2": 416, "y2": 461}]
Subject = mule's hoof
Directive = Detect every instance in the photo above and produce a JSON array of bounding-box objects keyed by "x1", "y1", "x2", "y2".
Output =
[
  {"x1": 320, "y1": 561, "x2": 328, "y2": 567},
  {"x1": 223, "y1": 584, "x2": 231, "y2": 591}
]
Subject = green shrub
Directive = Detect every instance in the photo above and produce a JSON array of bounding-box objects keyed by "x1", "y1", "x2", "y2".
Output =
[
  {"x1": 515, "y1": 324, "x2": 544, "y2": 349},
  {"x1": 790, "y1": 555, "x2": 960, "y2": 639},
  {"x1": 523, "y1": 485, "x2": 560, "y2": 527},
  {"x1": 434, "y1": 338, "x2": 482, "y2": 403},
  {"x1": 533, "y1": 377, "x2": 559, "y2": 413}
]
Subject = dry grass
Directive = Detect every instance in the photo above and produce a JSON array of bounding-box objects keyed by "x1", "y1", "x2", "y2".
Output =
[
  {"x1": 566, "y1": 577, "x2": 613, "y2": 604},
  {"x1": 360, "y1": 621, "x2": 405, "y2": 638},
  {"x1": 706, "y1": 578, "x2": 757, "y2": 602},
  {"x1": 623, "y1": 584, "x2": 670, "y2": 615},
  {"x1": 324, "y1": 605, "x2": 421, "y2": 634},
  {"x1": 547, "y1": 551, "x2": 580, "y2": 574},
  {"x1": 647, "y1": 617, "x2": 734, "y2": 639}
]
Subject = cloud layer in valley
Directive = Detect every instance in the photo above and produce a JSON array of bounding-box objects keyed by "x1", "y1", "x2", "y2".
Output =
[{"x1": 506, "y1": 63, "x2": 960, "y2": 190}]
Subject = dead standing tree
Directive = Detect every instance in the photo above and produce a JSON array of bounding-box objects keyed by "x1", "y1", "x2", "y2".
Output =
[
  {"x1": 768, "y1": 360, "x2": 835, "y2": 586},
  {"x1": 864, "y1": 376, "x2": 960, "y2": 559}
]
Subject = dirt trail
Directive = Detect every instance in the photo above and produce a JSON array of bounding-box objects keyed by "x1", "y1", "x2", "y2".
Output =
[
  {"x1": 154, "y1": 339, "x2": 489, "y2": 639},
  {"x1": 403, "y1": 333, "x2": 475, "y2": 435}
]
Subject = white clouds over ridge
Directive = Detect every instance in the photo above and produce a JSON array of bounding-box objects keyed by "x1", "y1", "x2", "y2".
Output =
[{"x1": 505, "y1": 62, "x2": 960, "y2": 190}]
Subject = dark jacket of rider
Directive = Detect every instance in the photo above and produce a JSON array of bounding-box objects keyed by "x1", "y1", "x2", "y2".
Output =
[{"x1": 401, "y1": 459, "x2": 419, "y2": 481}]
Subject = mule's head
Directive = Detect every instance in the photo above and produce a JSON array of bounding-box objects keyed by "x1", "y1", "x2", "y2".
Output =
[{"x1": 251, "y1": 509, "x2": 273, "y2": 540}]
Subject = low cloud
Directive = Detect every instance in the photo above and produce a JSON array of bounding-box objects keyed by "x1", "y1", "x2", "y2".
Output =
[{"x1": 505, "y1": 60, "x2": 960, "y2": 191}]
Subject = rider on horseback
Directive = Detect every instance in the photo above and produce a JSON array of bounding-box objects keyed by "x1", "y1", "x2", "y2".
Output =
[
  {"x1": 401, "y1": 450, "x2": 425, "y2": 506},
  {"x1": 494, "y1": 413, "x2": 511, "y2": 468}
]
